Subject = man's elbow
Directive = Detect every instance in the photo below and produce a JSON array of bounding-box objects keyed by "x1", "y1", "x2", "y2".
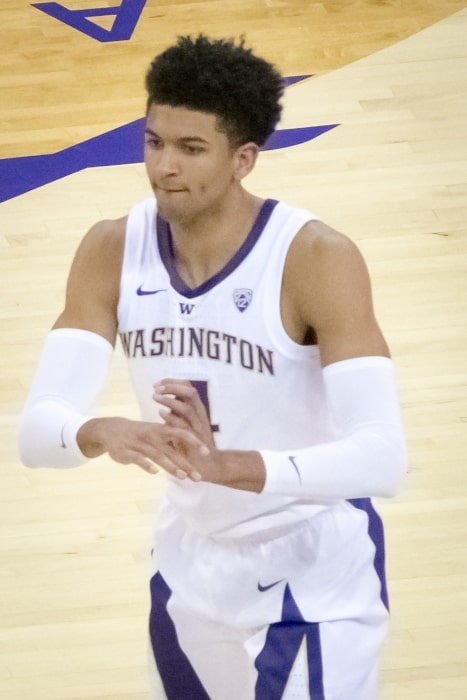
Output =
[{"x1": 377, "y1": 436, "x2": 408, "y2": 498}]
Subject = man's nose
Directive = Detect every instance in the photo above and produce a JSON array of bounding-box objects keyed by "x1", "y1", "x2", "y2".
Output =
[{"x1": 154, "y1": 146, "x2": 179, "y2": 176}]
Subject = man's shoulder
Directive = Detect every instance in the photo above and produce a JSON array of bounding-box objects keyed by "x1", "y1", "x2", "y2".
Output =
[
  {"x1": 88, "y1": 214, "x2": 128, "y2": 239},
  {"x1": 82, "y1": 214, "x2": 128, "y2": 256},
  {"x1": 69, "y1": 215, "x2": 129, "y2": 284},
  {"x1": 284, "y1": 218, "x2": 370, "y2": 316},
  {"x1": 289, "y1": 218, "x2": 361, "y2": 265}
]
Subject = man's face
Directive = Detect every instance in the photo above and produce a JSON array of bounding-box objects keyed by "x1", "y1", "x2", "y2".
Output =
[{"x1": 144, "y1": 103, "x2": 240, "y2": 225}]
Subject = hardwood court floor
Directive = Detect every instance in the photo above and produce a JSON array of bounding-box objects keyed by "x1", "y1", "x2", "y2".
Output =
[{"x1": 1, "y1": 2, "x2": 467, "y2": 699}]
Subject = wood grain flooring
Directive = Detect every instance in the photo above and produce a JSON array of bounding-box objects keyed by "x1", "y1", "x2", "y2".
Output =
[{"x1": 1, "y1": 2, "x2": 467, "y2": 698}]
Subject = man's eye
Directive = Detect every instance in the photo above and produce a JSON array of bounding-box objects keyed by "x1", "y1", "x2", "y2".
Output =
[
  {"x1": 145, "y1": 137, "x2": 162, "y2": 149},
  {"x1": 183, "y1": 145, "x2": 203, "y2": 155}
]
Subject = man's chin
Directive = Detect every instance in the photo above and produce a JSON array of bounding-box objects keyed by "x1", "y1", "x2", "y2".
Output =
[{"x1": 155, "y1": 199, "x2": 192, "y2": 225}]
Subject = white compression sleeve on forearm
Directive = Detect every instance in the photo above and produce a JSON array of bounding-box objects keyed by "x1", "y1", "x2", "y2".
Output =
[
  {"x1": 260, "y1": 356, "x2": 407, "y2": 500},
  {"x1": 18, "y1": 328, "x2": 113, "y2": 468}
]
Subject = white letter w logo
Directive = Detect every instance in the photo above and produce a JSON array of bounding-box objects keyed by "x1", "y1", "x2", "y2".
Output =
[{"x1": 179, "y1": 302, "x2": 195, "y2": 315}]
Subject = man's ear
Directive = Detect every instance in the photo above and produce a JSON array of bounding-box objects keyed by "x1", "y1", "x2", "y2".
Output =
[{"x1": 233, "y1": 142, "x2": 259, "y2": 180}]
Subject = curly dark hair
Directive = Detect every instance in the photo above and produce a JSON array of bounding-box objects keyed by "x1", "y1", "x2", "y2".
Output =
[{"x1": 145, "y1": 35, "x2": 284, "y2": 147}]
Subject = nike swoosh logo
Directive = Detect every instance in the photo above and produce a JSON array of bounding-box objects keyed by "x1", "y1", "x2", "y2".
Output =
[
  {"x1": 257, "y1": 579, "x2": 284, "y2": 593},
  {"x1": 288, "y1": 455, "x2": 302, "y2": 485},
  {"x1": 136, "y1": 286, "x2": 167, "y2": 296}
]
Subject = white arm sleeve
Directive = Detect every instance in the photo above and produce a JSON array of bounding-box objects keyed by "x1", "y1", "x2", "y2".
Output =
[
  {"x1": 18, "y1": 328, "x2": 113, "y2": 468},
  {"x1": 260, "y1": 356, "x2": 407, "y2": 499}
]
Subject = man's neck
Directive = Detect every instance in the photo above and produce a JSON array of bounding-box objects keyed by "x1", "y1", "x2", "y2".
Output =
[{"x1": 168, "y1": 190, "x2": 264, "y2": 289}]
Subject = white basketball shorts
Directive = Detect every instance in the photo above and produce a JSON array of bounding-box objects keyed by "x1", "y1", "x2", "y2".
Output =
[{"x1": 148, "y1": 499, "x2": 389, "y2": 699}]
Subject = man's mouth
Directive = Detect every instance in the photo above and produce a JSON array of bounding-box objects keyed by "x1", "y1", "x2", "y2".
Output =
[{"x1": 157, "y1": 186, "x2": 186, "y2": 193}]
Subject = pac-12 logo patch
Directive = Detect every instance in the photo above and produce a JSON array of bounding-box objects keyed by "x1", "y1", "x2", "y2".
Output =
[{"x1": 233, "y1": 289, "x2": 253, "y2": 312}]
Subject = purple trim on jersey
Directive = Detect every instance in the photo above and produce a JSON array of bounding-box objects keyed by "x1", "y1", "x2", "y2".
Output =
[
  {"x1": 348, "y1": 498, "x2": 389, "y2": 610},
  {"x1": 255, "y1": 584, "x2": 325, "y2": 699},
  {"x1": 156, "y1": 198, "x2": 278, "y2": 298},
  {"x1": 149, "y1": 572, "x2": 210, "y2": 699}
]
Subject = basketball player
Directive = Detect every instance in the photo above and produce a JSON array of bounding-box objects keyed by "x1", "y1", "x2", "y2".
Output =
[{"x1": 18, "y1": 35, "x2": 407, "y2": 699}]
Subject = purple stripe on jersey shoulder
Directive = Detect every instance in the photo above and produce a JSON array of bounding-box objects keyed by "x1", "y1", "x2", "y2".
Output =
[{"x1": 156, "y1": 198, "x2": 278, "y2": 298}]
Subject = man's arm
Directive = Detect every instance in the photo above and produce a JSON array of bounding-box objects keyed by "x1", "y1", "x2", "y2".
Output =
[
  {"x1": 154, "y1": 222, "x2": 407, "y2": 497},
  {"x1": 51, "y1": 217, "x2": 125, "y2": 344},
  {"x1": 18, "y1": 218, "x2": 208, "y2": 476},
  {"x1": 281, "y1": 220, "x2": 390, "y2": 365}
]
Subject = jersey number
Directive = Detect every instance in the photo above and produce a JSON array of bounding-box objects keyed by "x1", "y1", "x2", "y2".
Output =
[{"x1": 191, "y1": 380, "x2": 219, "y2": 433}]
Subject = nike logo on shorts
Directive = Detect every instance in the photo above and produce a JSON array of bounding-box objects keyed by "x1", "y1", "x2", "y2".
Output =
[{"x1": 257, "y1": 579, "x2": 284, "y2": 592}]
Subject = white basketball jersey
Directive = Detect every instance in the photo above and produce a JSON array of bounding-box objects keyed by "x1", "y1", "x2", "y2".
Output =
[{"x1": 117, "y1": 197, "x2": 339, "y2": 537}]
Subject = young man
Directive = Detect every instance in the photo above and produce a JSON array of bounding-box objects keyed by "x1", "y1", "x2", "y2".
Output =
[{"x1": 19, "y1": 35, "x2": 407, "y2": 699}]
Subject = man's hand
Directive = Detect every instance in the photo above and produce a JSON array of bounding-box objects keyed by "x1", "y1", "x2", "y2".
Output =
[
  {"x1": 77, "y1": 415, "x2": 209, "y2": 479},
  {"x1": 153, "y1": 379, "x2": 215, "y2": 445},
  {"x1": 153, "y1": 379, "x2": 220, "y2": 482},
  {"x1": 153, "y1": 379, "x2": 266, "y2": 492}
]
